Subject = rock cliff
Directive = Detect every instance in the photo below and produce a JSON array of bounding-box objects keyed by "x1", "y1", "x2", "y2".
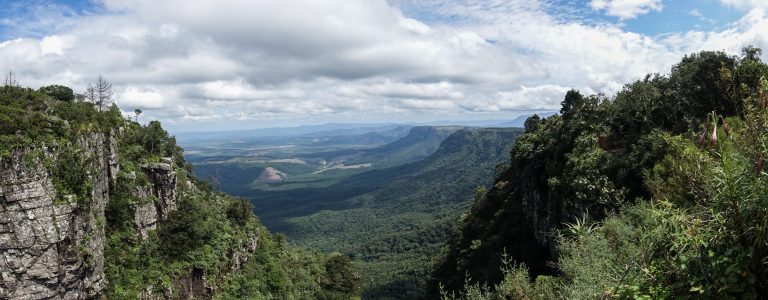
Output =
[
  {"x1": 0, "y1": 133, "x2": 112, "y2": 300},
  {"x1": 133, "y1": 160, "x2": 178, "y2": 240}
]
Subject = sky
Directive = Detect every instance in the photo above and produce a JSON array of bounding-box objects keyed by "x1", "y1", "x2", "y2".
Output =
[{"x1": 1, "y1": 0, "x2": 767, "y2": 132}]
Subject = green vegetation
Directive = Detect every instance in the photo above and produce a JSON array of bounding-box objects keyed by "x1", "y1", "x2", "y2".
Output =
[
  {"x1": 190, "y1": 126, "x2": 460, "y2": 195},
  {"x1": 8, "y1": 46, "x2": 766, "y2": 300},
  {"x1": 430, "y1": 47, "x2": 768, "y2": 299},
  {"x1": 2, "y1": 82, "x2": 361, "y2": 299},
  {"x1": 237, "y1": 128, "x2": 521, "y2": 299}
]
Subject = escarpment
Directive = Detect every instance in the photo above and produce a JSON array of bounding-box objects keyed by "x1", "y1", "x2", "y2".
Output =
[
  {"x1": 0, "y1": 131, "x2": 193, "y2": 299},
  {"x1": 0, "y1": 133, "x2": 113, "y2": 300}
]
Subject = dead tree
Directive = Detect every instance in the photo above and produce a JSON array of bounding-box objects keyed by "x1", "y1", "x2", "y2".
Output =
[
  {"x1": 3, "y1": 71, "x2": 20, "y2": 87},
  {"x1": 85, "y1": 75, "x2": 113, "y2": 111}
]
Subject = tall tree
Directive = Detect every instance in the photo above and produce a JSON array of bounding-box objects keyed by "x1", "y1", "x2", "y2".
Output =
[
  {"x1": 85, "y1": 75, "x2": 113, "y2": 111},
  {"x1": 134, "y1": 108, "x2": 142, "y2": 122},
  {"x1": 3, "y1": 71, "x2": 19, "y2": 87},
  {"x1": 95, "y1": 75, "x2": 113, "y2": 111}
]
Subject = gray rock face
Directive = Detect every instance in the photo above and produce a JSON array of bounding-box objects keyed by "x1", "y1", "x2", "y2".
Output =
[
  {"x1": 228, "y1": 236, "x2": 260, "y2": 274},
  {"x1": 133, "y1": 187, "x2": 158, "y2": 240},
  {"x1": 0, "y1": 133, "x2": 112, "y2": 300},
  {"x1": 519, "y1": 183, "x2": 590, "y2": 255},
  {"x1": 133, "y1": 160, "x2": 177, "y2": 240},
  {"x1": 107, "y1": 129, "x2": 120, "y2": 184}
]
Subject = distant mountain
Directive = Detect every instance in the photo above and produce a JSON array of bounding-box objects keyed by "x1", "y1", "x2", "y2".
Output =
[
  {"x1": 302, "y1": 125, "x2": 412, "y2": 147},
  {"x1": 299, "y1": 126, "x2": 462, "y2": 167},
  {"x1": 176, "y1": 122, "x2": 408, "y2": 144},
  {"x1": 249, "y1": 127, "x2": 524, "y2": 299}
]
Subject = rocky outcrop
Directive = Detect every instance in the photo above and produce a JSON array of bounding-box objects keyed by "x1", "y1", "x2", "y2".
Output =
[
  {"x1": 107, "y1": 129, "x2": 120, "y2": 184},
  {"x1": 0, "y1": 133, "x2": 111, "y2": 300},
  {"x1": 228, "y1": 236, "x2": 260, "y2": 274},
  {"x1": 132, "y1": 187, "x2": 159, "y2": 240},
  {"x1": 133, "y1": 159, "x2": 178, "y2": 240}
]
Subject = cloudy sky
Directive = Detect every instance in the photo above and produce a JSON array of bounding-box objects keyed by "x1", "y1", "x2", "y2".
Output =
[{"x1": 1, "y1": 0, "x2": 767, "y2": 132}]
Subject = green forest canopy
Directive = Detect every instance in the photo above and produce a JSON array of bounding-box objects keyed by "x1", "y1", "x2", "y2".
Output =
[{"x1": 430, "y1": 47, "x2": 768, "y2": 299}]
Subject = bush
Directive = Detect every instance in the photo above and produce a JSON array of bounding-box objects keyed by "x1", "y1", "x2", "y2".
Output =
[{"x1": 39, "y1": 85, "x2": 75, "y2": 101}]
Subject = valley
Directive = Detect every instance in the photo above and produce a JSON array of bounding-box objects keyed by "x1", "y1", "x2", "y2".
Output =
[
  {"x1": 5, "y1": 1, "x2": 768, "y2": 299},
  {"x1": 181, "y1": 123, "x2": 524, "y2": 299}
]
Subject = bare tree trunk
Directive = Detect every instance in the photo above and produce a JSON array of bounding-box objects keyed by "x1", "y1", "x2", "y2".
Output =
[{"x1": 3, "y1": 71, "x2": 19, "y2": 87}]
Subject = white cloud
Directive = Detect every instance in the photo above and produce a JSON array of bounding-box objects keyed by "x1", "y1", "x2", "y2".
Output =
[
  {"x1": 335, "y1": 80, "x2": 464, "y2": 99},
  {"x1": 118, "y1": 86, "x2": 167, "y2": 109},
  {"x1": 719, "y1": 0, "x2": 768, "y2": 10},
  {"x1": 689, "y1": 9, "x2": 703, "y2": 18},
  {"x1": 590, "y1": 0, "x2": 663, "y2": 20},
  {"x1": 462, "y1": 84, "x2": 579, "y2": 112},
  {"x1": 396, "y1": 99, "x2": 457, "y2": 110},
  {"x1": 1, "y1": 0, "x2": 767, "y2": 130},
  {"x1": 193, "y1": 80, "x2": 305, "y2": 101}
]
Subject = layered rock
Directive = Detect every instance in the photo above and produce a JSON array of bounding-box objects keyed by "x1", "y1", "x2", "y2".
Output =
[
  {"x1": 133, "y1": 159, "x2": 178, "y2": 240},
  {"x1": 0, "y1": 133, "x2": 111, "y2": 300}
]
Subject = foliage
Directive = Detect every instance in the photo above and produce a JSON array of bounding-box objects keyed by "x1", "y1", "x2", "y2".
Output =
[
  {"x1": 49, "y1": 144, "x2": 94, "y2": 206},
  {"x1": 105, "y1": 130, "x2": 361, "y2": 299},
  {"x1": 430, "y1": 47, "x2": 768, "y2": 299},
  {"x1": 320, "y1": 253, "x2": 363, "y2": 299},
  {"x1": 234, "y1": 128, "x2": 521, "y2": 299},
  {"x1": 1, "y1": 81, "x2": 360, "y2": 298},
  {"x1": 39, "y1": 84, "x2": 74, "y2": 101}
]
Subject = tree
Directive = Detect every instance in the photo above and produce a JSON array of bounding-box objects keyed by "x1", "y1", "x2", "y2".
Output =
[
  {"x1": 85, "y1": 75, "x2": 113, "y2": 111},
  {"x1": 320, "y1": 253, "x2": 361, "y2": 299},
  {"x1": 95, "y1": 75, "x2": 113, "y2": 111},
  {"x1": 39, "y1": 85, "x2": 75, "y2": 101},
  {"x1": 742, "y1": 45, "x2": 762, "y2": 61},
  {"x1": 524, "y1": 114, "x2": 541, "y2": 133},
  {"x1": 134, "y1": 108, "x2": 142, "y2": 122},
  {"x1": 84, "y1": 84, "x2": 97, "y2": 104},
  {"x1": 3, "y1": 71, "x2": 19, "y2": 87},
  {"x1": 559, "y1": 89, "x2": 585, "y2": 116}
]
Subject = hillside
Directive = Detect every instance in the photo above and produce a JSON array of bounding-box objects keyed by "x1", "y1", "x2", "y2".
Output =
[
  {"x1": 255, "y1": 166, "x2": 289, "y2": 183},
  {"x1": 0, "y1": 85, "x2": 360, "y2": 299},
  {"x1": 247, "y1": 127, "x2": 522, "y2": 299},
  {"x1": 429, "y1": 48, "x2": 768, "y2": 298}
]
